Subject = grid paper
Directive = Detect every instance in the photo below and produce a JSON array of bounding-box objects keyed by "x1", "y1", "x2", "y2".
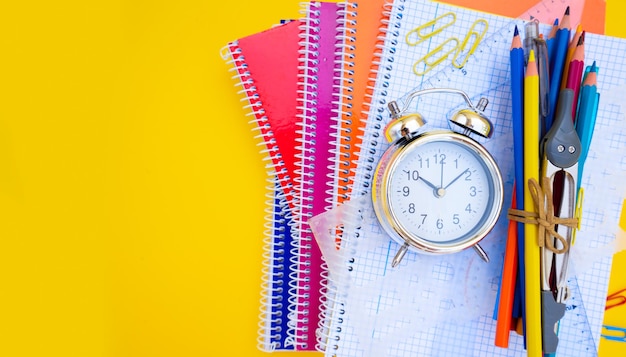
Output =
[{"x1": 323, "y1": 0, "x2": 626, "y2": 356}]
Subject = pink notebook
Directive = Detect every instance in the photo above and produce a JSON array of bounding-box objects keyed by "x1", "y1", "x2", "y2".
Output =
[{"x1": 294, "y1": 1, "x2": 344, "y2": 351}]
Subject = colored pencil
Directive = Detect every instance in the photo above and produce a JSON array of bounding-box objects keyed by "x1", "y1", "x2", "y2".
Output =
[
  {"x1": 511, "y1": 23, "x2": 527, "y2": 327},
  {"x1": 546, "y1": 18, "x2": 559, "y2": 70},
  {"x1": 575, "y1": 62, "x2": 599, "y2": 187},
  {"x1": 561, "y1": 24, "x2": 584, "y2": 89},
  {"x1": 495, "y1": 191, "x2": 519, "y2": 347},
  {"x1": 523, "y1": 49, "x2": 542, "y2": 357},
  {"x1": 565, "y1": 32, "x2": 585, "y2": 119},
  {"x1": 495, "y1": 28, "x2": 526, "y2": 348},
  {"x1": 546, "y1": 6, "x2": 571, "y2": 131}
]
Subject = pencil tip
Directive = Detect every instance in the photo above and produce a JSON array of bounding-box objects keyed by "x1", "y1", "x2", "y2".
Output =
[
  {"x1": 553, "y1": 18, "x2": 559, "y2": 26},
  {"x1": 591, "y1": 61, "x2": 597, "y2": 71},
  {"x1": 565, "y1": 6, "x2": 570, "y2": 15},
  {"x1": 514, "y1": 25, "x2": 519, "y2": 36}
]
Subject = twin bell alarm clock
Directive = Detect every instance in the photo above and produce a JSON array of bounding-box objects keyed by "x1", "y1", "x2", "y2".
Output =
[{"x1": 372, "y1": 88, "x2": 504, "y2": 267}]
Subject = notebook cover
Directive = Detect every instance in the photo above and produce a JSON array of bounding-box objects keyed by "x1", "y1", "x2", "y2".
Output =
[
  {"x1": 333, "y1": 0, "x2": 389, "y2": 206},
  {"x1": 226, "y1": 20, "x2": 301, "y2": 207},
  {"x1": 294, "y1": 1, "x2": 344, "y2": 350}
]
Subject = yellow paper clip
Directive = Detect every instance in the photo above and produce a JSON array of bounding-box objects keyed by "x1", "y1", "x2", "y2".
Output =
[
  {"x1": 452, "y1": 19, "x2": 488, "y2": 68},
  {"x1": 413, "y1": 37, "x2": 459, "y2": 76},
  {"x1": 571, "y1": 186, "x2": 584, "y2": 245},
  {"x1": 405, "y1": 12, "x2": 456, "y2": 46}
]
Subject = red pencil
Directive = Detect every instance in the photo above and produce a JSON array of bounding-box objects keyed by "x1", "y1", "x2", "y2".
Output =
[
  {"x1": 565, "y1": 32, "x2": 585, "y2": 119},
  {"x1": 495, "y1": 191, "x2": 519, "y2": 348}
]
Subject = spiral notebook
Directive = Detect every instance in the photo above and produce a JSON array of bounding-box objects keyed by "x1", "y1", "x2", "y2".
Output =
[
  {"x1": 316, "y1": 0, "x2": 626, "y2": 356},
  {"x1": 293, "y1": 1, "x2": 345, "y2": 350},
  {"x1": 333, "y1": 0, "x2": 389, "y2": 206},
  {"x1": 222, "y1": 19, "x2": 303, "y2": 351}
]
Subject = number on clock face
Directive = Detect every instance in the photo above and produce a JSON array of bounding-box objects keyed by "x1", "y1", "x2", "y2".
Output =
[{"x1": 389, "y1": 140, "x2": 492, "y2": 243}]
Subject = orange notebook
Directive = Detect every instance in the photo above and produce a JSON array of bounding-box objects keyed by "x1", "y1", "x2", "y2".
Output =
[{"x1": 333, "y1": 0, "x2": 389, "y2": 205}]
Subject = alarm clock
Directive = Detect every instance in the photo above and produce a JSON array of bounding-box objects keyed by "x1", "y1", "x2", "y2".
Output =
[{"x1": 372, "y1": 88, "x2": 504, "y2": 267}]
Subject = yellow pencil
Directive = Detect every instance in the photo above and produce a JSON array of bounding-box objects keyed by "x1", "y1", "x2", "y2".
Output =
[{"x1": 524, "y1": 49, "x2": 543, "y2": 357}]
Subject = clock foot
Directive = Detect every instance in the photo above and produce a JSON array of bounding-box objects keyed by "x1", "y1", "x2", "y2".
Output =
[
  {"x1": 473, "y1": 244, "x2": 489, "y2": 263},
  {"x1": 391, "y1": 242, "x2": 409, "y2": 267}
]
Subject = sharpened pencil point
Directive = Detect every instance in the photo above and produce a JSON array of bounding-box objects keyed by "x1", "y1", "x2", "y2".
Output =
[
  {"x1": 565, "y1": 6, "x2": 570, "y2": 15},
  {"x1": 514, "y1": 25, "x2": 519, "y2": 36},
  {"x1": 591, "y1": 61, "x2": 597, "y2": 72},
  {"x1": 579, "y1": 31, "x2": 586, "y2": 45}
]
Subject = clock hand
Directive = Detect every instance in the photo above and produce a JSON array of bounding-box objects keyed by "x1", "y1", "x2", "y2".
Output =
[
  {"x1": 418, "y1": 174, "x2": 446, "y2": 198},
  {"x1": 443, "y1": 168, "x2": 469, "y2": 190},
  {"x1": 440, "y1": 161, "x2": 444, "y2": 188},
  {"x1": 418, "y1": 175, "x2": 439, "y2": 191}
]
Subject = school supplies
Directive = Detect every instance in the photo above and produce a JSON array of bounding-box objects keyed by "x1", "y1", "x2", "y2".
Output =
[
  {"x1": 602, "y1": 325, "x2": 626, "y2": 342},
  {"x1": 316, "y1": 1, "x2": 625, "y2": 356},
  {"x1": 606, "y1": 287, "x2": 626, "y2": 310},
  {"x1": 222, "y1": 0, "x2": 624, "y2": 355}
]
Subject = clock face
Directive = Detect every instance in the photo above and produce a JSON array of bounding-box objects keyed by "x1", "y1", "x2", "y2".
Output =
[{"x1": 383, "y1": 134, "x2": 500, "y2": 247}]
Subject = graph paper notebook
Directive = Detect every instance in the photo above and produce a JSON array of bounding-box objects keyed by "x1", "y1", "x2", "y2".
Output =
[
  {"x1": 294, "y1": 1, "x2": 345, "y2": 350},
  {"x1": 222, "y1": 20, "x2": 303, "y2": 351},
  {"x1": 316, "y1": 0, "x2": 626, "y2": 356}
]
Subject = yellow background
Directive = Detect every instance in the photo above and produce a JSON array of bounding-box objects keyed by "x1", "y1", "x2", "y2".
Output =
[{"x1": 0, "y1": 0, "x2": 624, "y2": 356}]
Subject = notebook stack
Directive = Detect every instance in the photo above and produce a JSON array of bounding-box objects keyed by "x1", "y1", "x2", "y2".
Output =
[{"x1": 222, "y1": 0, "x2": 626, "y2": 356}]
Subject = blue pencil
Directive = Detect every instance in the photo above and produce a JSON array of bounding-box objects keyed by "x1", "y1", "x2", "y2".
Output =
[
  {"x1": 510, "y1": 25, "x2": 526, "y2": 330},
  {"x1": 576, "y1": 62, "x2": 599, "y2": 187},
  {"x1": 546, "y1": 18, "x2": 559, "y2": 70},
  {"x1": 546, "y1": 7, "x2": 571, "y2": 131}
]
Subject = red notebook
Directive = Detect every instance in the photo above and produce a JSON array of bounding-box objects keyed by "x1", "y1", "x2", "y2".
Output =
[
  {"x1": 223, "y1": 20, "x2": 302, "y2": 351},
  {"x1": 225, "y1": 21, "x2": 301, "y2": 206}
]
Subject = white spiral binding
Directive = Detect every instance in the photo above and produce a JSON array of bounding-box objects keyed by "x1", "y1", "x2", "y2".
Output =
[
  {"x1": 314, "y1": 0, "x2": 402, "y2": 354},
  {"x1": 292, "y1": 2, "x2": 323, "y2": 350},
  {"x1": 222, "y1": 41, "x2": 299, "y2": 352},
  {"x1": 257, "y1": 176, "x2": 294, "y2": 351},
  {"x1": 327, "y1": 2, "x2": 356, "y2": 206},
  {"x1": 353, "y1": 0, "x2": 398, "y2": 196}
]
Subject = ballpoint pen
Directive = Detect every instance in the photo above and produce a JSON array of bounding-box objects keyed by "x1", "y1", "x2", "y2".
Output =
[{"x1": 524, "y1": 21, "x2": 550, "y2": 137}]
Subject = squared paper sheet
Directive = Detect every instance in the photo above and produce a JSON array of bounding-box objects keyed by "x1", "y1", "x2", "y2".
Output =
[{"x1": 323, "y1": 1, "x2": 626, "y2": 356}]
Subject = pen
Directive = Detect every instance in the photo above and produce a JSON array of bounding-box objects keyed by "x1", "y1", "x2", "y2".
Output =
[
  {"x1": 524, "y1": 21, "x2": 550, "y2": 144},
  {"x1": 523, "y1": 49, "x2": 543, "y2": 357}
]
